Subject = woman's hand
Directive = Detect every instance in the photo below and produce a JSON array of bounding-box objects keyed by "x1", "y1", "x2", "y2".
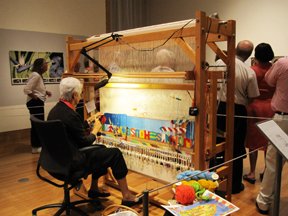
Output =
[
  {"x1": 46, "y1": 91, "x2": 52, "y2": 97},
  {"x1": 88, "y1": 112, "x2": 104, "y2": 123},
  {"x1": 28, "y1": 93, "x2": 38, "y2": 100},
  {"x1": 91, "y1": 118, "x2": 102, "y2": 135}
]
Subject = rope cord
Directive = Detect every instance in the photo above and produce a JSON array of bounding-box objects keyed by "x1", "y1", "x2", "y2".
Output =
[
  {"x1": 118, "y1": 19, "x2": 195, "y2": 52},
  {"x1": 0, "y1": 105, "x2": 84, "y2": 118}
]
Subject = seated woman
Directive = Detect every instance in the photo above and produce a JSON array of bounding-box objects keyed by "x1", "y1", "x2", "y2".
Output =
[{"x1": 48, "y1": 77, "x2": 140, "y2": 207}]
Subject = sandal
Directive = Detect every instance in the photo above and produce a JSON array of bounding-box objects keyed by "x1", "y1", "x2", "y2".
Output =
[
  {"x1": 121, "y1": 197, "x2": 143, "y2": 207},
  {"x1": 243, "y1": 174, "x2": 256, "y2": 184}
]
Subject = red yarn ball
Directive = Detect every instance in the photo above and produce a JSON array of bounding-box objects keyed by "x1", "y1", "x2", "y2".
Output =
[{"x1": 175, "y1": 185, "x2": 196, "y2": 205}]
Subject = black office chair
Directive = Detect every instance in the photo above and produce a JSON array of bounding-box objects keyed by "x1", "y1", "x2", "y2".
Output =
[{"x1": 30, "y1": 115, "x2": 102, "y2": 216}]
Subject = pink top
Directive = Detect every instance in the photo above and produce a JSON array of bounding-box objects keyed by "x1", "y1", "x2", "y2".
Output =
[{"x1": 265, "y1": 57, "x2": 288, "y2": 113}]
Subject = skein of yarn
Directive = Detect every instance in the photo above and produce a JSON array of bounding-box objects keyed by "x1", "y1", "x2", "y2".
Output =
[{"x1": 175, "y1": 185, "x2": 196, "y2": 205}]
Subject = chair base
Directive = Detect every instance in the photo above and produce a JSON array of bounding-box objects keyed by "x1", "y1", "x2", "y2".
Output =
[{"x1": 32, "y1": 199, "x2": 102, "y2": 216}]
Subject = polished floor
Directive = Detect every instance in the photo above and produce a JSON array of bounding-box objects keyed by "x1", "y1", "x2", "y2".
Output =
[{"x1": 0, "y1": 129, "x2": 287, "y2": 215}]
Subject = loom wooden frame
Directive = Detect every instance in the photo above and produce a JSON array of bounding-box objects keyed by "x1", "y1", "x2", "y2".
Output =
[{"x1": 64, "y1": 11, "x2": 235, "y2": 202}]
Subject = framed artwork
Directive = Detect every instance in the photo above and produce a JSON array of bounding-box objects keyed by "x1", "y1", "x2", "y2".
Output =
[{"x1": 9, "y1": 51, "x2": 64, "y2": 85}]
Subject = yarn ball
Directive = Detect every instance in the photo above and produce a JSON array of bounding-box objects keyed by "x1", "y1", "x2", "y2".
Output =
[
  {"x1": 175, "y1": 185, "x2": 195, "y2": 205},
  {"x1": 181, "y1": 181, "x2": 191, "y2": 186},
  {"x1": 197, "y1": 171, "x2": 219, "y2": 181},
  {"x1": 173, "y1": 180, "x2": 196, "y2": 188},
  {"x1": 176, "y1": 170, "x2": 219, "y2": 181},
  {"x1": 173, "y1": 181, "x2": 183, "y2": 189},
  {"x1": 198, "y1": 179, "x2": 217, "y2": 192},
  {"x1": 198, "y1": 179, "x2": 210, "y2": 189},
  {"x1": 177, "y1": 170, "x2": 201, "y2": 181},
  {"x1": 189, "y1": 182, "x2": 202, "y2": 191},
  {"x1": 188, "y1": 180, "x2": 197, "y2": 185}
]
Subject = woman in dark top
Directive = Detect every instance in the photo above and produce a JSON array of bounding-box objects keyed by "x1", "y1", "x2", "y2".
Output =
[{"x1": 48, "y1": 77, "x2": 140, "y2": 207}]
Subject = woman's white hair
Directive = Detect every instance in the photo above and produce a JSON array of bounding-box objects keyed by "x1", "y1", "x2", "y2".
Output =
[
  {"x1": 60, "y1": 77, "x2": 83, "y2": 102},
  {"x1": 155, "y1": 49, "x2": 175, "y2": 68}
]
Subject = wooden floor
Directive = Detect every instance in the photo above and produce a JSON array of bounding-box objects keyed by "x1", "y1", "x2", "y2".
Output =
[{"x1": 1, "y1": 129, "x2": 288, "y2": 216}]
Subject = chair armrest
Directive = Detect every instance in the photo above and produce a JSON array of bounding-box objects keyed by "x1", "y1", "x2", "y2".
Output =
[
  {"x1": 79, "y1": 144, "x2": 107, "y2": 179},
  {"x1": 79, "y1": 144, "x2": 106, "y2": 153}
]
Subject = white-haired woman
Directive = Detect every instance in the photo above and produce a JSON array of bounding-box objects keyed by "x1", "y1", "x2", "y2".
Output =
[
  {"x1": 151, "y1": 48, "x2": 175, "y2": 72},
  {"x1": 151, "y1": 49, "x2": 180, "y2": 83},
  {"x1": 48, "y1": 77, "x2": 140, "y2": 207}
]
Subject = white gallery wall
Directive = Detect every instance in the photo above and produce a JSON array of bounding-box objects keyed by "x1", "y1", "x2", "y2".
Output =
[
  {"x1": 146, "y1": 0, "x2": 288, "y2": 64},
  {"x1": 0, "y1": 0, "x2": 106, "y2": 132},
  {"x1": 0, "y1": 0, "x2": 106, "y2": 36},
  {"x1": 0, "y1": 0, "x2": 288, "y2": 132}
]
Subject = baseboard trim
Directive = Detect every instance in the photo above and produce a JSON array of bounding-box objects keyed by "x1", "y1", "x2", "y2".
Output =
[{"x1": 0, "y1": 128, "x2": 30, "y2": 143}]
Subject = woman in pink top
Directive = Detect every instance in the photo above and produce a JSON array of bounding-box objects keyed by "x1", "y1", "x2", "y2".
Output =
[{"x1": 243, "y1": 43, "x2": 275, "y2": 184}]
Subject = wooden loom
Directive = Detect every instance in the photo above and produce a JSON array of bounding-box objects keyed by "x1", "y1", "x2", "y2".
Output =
[{"x1": 63, "y1": 11, "x2": 236, "y2": 204}]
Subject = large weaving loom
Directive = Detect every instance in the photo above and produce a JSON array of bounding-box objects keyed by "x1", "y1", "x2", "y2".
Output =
[{"x1": 63, "y1": 11, "x2": 236, "y2": 204}]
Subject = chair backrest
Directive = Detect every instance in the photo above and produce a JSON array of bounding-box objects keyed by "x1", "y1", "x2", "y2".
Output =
[{"x1": 30, "y1": 115, "x2": 74, "y2": 177}]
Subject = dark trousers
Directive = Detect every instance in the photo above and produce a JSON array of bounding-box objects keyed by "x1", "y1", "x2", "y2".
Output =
[
  {"x1": 87, "y1": 147, "x2": 128, "y2": 180},
  {"x1": 210, "y1": 101, "x2": 247, "y2": 193},
  {"x1": 27, "y1": 99, "x2": 44, "y2": 147}
]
